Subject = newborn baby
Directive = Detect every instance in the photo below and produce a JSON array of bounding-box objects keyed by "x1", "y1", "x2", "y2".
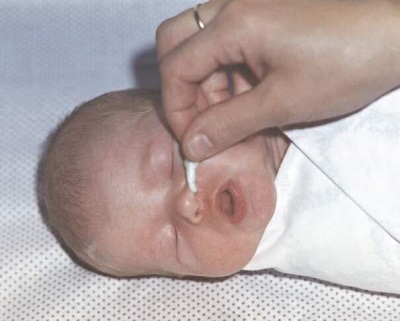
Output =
[{"x1": 42, "y1": 88, "x2": 289, "y2": 278}]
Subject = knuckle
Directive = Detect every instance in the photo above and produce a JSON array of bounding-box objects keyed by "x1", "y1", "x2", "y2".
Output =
[
  {"x1": 223, "y1": 0, "x2": 256, "y2": 29},
  {"x1": 217, "y1": 0, "x2": 261, "y2": 53},
  {"x1": 156, "y1": 19, "x2": 172, "y2": 41},
  {"x1": 223, "y1": 0, "x2": 247, "y2": 19}
]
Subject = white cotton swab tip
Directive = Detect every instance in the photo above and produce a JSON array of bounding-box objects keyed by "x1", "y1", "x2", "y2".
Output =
[{"x1": 184, "y1": 160, "x2": 199, "y2": 193}]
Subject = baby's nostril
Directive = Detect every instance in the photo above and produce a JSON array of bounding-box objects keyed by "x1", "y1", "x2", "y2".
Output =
[{"x1": 220, "y1": 190, "x2": 234, "y2": 216}]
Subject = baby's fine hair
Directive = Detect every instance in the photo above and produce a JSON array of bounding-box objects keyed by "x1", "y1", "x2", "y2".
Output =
[{"x1": 40, "y1": 89, "x2": 160, "y2": 268}]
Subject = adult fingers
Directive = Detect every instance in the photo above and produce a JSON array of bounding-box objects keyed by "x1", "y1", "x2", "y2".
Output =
[
  {"x1": 231, "y1": 64, "x2": 258, "y2": 95},
  {"x1": 180, "y1": 84, "x2": 278, "y2": 161},
  {"x1": 159, "y1": 11, "x2": 248, "y2": 140},
  {"x1": 199, "y1": 68, "x2": 231, "y2": 108}
]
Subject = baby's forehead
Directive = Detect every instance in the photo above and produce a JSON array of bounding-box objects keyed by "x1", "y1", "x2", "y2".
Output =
[
  {"x1": 88, "y1": 109, "x2": 163, "y2": 152},
  {"x1": 90, "y1": 109, "x2": 172, "y2": 202},
  {"x1": 127, "y1": 111, "x2": 173, "y2": 160}
]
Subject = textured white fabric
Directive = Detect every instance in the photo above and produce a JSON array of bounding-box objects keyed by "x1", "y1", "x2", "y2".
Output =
[
  {"x1": 1, "y1": 0, "x2": 400, "y2": 320},
  {"x1": 245, "y1": 89, "x2": 400, "y2": 294}
]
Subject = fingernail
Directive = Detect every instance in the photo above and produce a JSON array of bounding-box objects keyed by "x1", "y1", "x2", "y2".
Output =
[{"x1": 188, "y1": 133, "x2": 213, "y2": 159}]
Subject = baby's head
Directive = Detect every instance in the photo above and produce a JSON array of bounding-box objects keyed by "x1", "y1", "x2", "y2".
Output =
[{"x1": 43, "y1": 89, "x2": 285, "y2": 278}]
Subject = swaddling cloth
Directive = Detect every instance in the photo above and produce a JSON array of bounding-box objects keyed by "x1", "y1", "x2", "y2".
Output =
[
  {"x1": 184, "y1": 160, "x2": 199, "y2": 193},
  {"x1": 244, "y1": 88, "x2": 400, "y2": 294}
]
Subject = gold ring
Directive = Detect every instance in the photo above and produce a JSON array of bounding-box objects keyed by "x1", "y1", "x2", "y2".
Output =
[{"x1": 194, "y1": 4, "x2": 205, "y2": 30}]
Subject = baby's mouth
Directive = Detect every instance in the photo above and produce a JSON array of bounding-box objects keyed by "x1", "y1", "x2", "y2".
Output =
[
  {"x1": 216, "y1": 180, "x2": 246, "y2": 225},
  {"x1": 220, "y1": 189, "x2": 234, "y2": 216}
]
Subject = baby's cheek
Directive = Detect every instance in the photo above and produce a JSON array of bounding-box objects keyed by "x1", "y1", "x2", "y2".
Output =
[{"x1": 251, "y1": 181, "x2": 276, "y2": 225}]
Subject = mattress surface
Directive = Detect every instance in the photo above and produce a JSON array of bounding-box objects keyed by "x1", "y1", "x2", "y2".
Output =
[{"x1": 1, "y1": 1, "x2": 399, "y2": 320}]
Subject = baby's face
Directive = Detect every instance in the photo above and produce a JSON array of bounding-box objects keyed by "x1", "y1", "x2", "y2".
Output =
[{"x1": 89, "y1": 110, "x2": 278, "y2": 278}]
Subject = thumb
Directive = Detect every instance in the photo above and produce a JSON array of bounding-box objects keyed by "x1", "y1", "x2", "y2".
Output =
[{"x1": 181, "y1": 86, "x2": 272, "y2": 161}]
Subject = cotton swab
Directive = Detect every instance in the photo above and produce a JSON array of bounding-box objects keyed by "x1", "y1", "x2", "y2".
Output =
[{"x1": 184, "y1": 160, "x2": 199, "y2": 193}]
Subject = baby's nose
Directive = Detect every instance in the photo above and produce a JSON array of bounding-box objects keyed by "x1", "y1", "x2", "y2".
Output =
[{"x1": 174, "y1": 188, "x2": 203, "y2": 224}]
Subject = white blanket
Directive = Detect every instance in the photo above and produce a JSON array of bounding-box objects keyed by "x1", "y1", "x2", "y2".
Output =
[{"x1": 244, "y1": 88, "x2": 400, "y2": 294}]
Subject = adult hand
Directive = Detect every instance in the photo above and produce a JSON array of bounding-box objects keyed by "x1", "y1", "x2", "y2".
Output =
[{"x1": 157, "y1": 0, "x2": 400, "y2": 161}]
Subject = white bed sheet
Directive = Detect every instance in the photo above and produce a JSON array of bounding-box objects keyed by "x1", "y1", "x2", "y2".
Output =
[{"x1": 1, "y1": 1, "x2": 399, "y2": 320}]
